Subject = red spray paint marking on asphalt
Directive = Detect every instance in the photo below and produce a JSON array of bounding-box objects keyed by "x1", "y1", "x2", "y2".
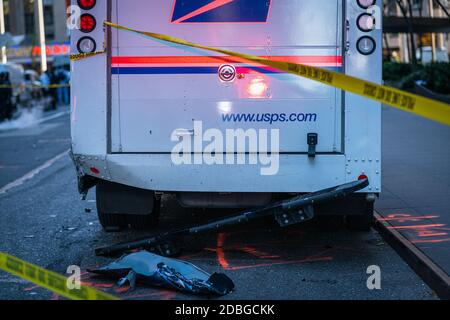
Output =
[
  {"x1": 382, "y1": 213, "x2": 450, "y2": 244},
  {"x1": 412, "y1": 238, "x2": 450, "y2": 244},
  {"x1": 215, "y1": 232, "x2": 334, "y2": 271},
  {"x1": 225, "y1": 256, "x2": 333, "y2": 271},
  {"x1": 378, "y1": 214, "x2": 439, "y2": 222},
  {"x1": 216, "y1": 232, "x2": 230, "y2": 269},
  {"x1": 239, "y1": 246, "x2": 281, "y2": 259},
  {"x1": 388, "y1": 224, "x2": 446, "y2": 230}
]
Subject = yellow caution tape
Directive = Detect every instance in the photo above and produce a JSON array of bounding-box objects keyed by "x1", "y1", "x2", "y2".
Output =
[
  {"x1": 101, "y1": 21, "x2": 450, "y2": 126},
  {"x1": 0, "y1": 252, "x2": 118, "y2": 300},
  {"x1": 70, "y1": 50, "x2": 106, "y2": 61}
]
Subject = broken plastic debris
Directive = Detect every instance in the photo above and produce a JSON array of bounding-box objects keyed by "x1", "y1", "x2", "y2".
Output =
[{"x1": 88, "y1": 251, "x2": 234, "y2": 296}]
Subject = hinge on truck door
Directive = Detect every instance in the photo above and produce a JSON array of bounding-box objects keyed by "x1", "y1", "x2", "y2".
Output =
[
  {"x1": 307, "y1": 133, "x2": 318, "y2": 158},
  {"x1": 345, "y1": 19, "x2": 350, "y2": 52}
]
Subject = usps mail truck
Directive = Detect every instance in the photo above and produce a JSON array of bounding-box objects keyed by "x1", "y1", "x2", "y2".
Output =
[{"x1": 70, "y1": 0, "x2": 382, "y2": 231}]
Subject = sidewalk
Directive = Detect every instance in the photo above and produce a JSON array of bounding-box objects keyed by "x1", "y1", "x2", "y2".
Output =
[{"x1": 376, "y1": 105, "x2": 450, "y2": 277}]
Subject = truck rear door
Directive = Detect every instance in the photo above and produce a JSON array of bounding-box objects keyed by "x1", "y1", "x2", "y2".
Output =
[{"x1": 110, "y1": 0, "x2": 344, "y2": 153}]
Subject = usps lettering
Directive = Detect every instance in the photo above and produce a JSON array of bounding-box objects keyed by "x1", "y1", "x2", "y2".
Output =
[{"x1": 171, "y1": 0, "x2": 271, "y2": 23}]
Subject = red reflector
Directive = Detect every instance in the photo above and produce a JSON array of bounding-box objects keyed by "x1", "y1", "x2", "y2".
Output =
[
  {"x1": 80, "y1": 14, "x2": 96, "y2": 33},
  {"x1": 90, "y1": 167, "x2": 100, "y2": 175},
  {"x1": 358, "y1": 174, "x2": 368, "y2": 181},
  {"x1": 78, "y1": 0, "x2": 96, "y2": 10}
]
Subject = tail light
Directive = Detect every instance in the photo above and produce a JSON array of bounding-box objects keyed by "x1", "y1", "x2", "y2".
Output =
[
  {"x1": 75, "y1": 1, "x2": 97, "y2": 54},
  {"x1": 356, "y1": 1, "x2": 376, "y2": 55},
  {"x1": 79, "y1": 14, "x2": 97, "y2": 33},
  {"x1": 78, "y1": 0, "x2": 96, "y2": 10},
  {"x1": 77, "y1": 36, "x2": 96, "y2": 53},
  {"x1": 357, "y1": 13, "x2": 376, "y2": 32},
  {"x1": 357, "y1": 0, "x2": 376, "y2": 9},
  {"x1": 357, "y1": 36, "x2": 376, "y2": 55}
]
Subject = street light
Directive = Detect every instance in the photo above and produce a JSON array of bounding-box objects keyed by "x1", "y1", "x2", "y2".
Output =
[
  {"x1": 37, "y1": 0, "x2": 47, "y2": 72},
  {"x1": 0, "y1": 0, "x2": 6, "y2": 64}
]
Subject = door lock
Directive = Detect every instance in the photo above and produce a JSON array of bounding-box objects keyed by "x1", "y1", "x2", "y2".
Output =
[{"x1": 307, "y1": 133, "x2": 318, "y2": 158}]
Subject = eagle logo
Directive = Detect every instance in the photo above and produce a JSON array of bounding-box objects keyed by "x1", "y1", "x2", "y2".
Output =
[{"x1": 171, "y1": 0, "x2": 271, "y2": 24}]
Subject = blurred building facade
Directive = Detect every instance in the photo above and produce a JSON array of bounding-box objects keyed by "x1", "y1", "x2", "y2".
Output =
[
  {"x1": 3, "y1": 0, "x2": 69, "y2": 43},
  {"x1": 1, "y1": 0, "x2": 448, "y2": 65},
  {"x1": 2, "y1": 0, "x2": 70, "y2": 66},
  {"x1": 384, "y1": 0, "x2": 450, "y2": 63}
]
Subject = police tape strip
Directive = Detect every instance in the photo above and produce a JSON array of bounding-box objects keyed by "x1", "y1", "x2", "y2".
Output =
[
  {"x1": 70, "y1": 50, "x2": 106, "y2": 61},
  {"x1": 101, "y1": 21, "x2": 450, "y2": 126},
  {"x1": 0, "y1": 251, "x2": 118, "y2": 300}
]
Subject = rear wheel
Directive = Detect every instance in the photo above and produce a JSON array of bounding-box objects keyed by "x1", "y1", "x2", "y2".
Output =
[
  {"x1": 125, "y1": 198, "x2": 161, "y2": 230},
  {"x1": 97, "y1": 212, "x2": 127, "y2": 232},
  {"x1": 315, "y1": 193, "x2": 376, "y2": 232},
  {"x1": 96, "y1": 181, "x2": 160, "y2": 232},
  {"x1": 346, "y1": 203, "x2": 374, "y2": 231},
  {"x1": 345, "y1": 195, "x2": 375, "y2": 231}
]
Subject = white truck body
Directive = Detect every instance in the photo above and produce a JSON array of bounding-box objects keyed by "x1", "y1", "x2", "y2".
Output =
[{"x1": 70, "y1": 0, "x2": 382, "y2": 197}]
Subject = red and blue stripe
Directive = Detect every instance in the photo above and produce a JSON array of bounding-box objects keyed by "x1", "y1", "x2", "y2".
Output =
[{"x1": 111, "y1": 56, "x2": 343, "y2": 75}]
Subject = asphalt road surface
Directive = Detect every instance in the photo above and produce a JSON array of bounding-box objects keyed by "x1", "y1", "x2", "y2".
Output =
[{"x1": 0, "y1": 107, "x2": 437, "y2": 300}]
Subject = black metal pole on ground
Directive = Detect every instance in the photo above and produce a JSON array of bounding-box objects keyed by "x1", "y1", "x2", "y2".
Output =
[{"x1": 95, "y1": 179, "x2": 369, "y2": 257}]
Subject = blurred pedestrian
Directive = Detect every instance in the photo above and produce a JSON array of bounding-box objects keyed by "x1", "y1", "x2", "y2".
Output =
[
  {"x1": 0, "y1": 72, "x2": 14, "y2": 121},
  {"x1": 49, "y1": 68, "x2": 58, "y2": 110},
  {"x1": 39, "y1": 70, "x2": 50, "y2": 93},
  {"x1": 56, "y1": 68, "x2": 70, "y2": 106},
  {"x1": 39, "y1": 70, "x2": 52, "y2": 109}
]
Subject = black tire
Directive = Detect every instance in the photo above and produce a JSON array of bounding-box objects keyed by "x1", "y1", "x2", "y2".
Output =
[
  {"x1": 346, "y1": 202, "x2": 374, "y2": 231},
  {"x1": 96, "y1": 181, "x2": 160, "y2": 232},
  {"x1": 97, "y1": 211, "x2": 127, "y2": 232},
  {"x1": 346, "y1": 212, "x2": 374, "y2": 231}
]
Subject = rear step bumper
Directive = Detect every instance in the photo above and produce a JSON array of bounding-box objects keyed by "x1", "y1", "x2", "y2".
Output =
[{"x1": 72, "y1": 153, "x2": 379, "y2": 193}]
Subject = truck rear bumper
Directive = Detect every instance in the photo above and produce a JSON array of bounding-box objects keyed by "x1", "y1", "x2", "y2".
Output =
[{"x1": 72, "y1": 153, "x2": 380, "y2": 193}]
